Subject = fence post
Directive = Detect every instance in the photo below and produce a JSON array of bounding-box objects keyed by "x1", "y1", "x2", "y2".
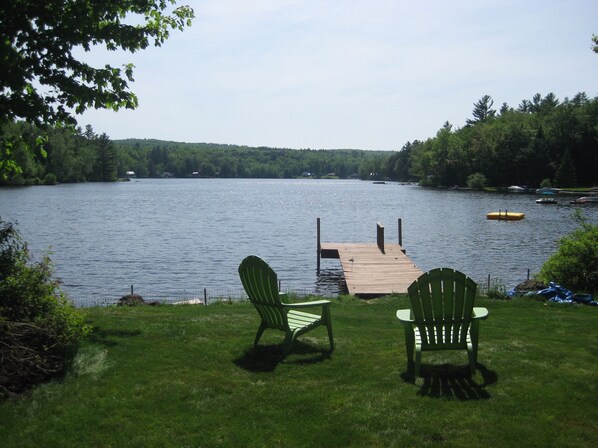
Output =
[
  {"x1": 204, "y1": 288, "x2": 207, "y2": 306},
  {"x1": 377, "y1": 222, "x2": 385, "y2": 253},
  {"x1": 131, "y1": 284, "x2": 134, "y2": 295},
  {"x1": 317, "y1": 217, "x2": 321, "y2": 271}
]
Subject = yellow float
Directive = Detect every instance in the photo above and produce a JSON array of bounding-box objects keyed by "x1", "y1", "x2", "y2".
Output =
[{"x1": 486, "y1": 211, "x2": 525, "y2": 221}]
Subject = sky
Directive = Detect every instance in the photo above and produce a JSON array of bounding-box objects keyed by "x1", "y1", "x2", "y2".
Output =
[{"x1": 76, "y1": 0, "x2": 598, "y2": 151}]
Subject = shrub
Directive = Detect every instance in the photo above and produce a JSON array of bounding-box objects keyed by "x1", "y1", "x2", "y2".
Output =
[
  {"x1": 540, "y1": 178, "x2": 552, "y2": 188},
  {"x1": 467, "y1": 172, "x2": 487, "y2": 190},
  {"x1": 44, "y1": 173, "x2": 57, "y2": 185},
  {"x1": 0, "y1": 218, "x2": 89, "y2": 397},
  {"x1": 486, "y1": 278, "x2": 509, "y2": 300},
  {"x1": 538, "y1": 211, "x2": 598, "y2": 294}
]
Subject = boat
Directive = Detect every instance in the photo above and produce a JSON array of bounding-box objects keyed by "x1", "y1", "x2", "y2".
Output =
[
  {"x1": 486, "y1": 211, "x2": 525, "y2": 221},
  {"x1": 535, "y1": 187, "x2": 560, "y2": 195},
  {"x1": 507, "y1": 185, "x2": 526, "y2": 193},
  {"x1": 570, "y1": 196, "x2": 598, "y2": 205},
  {"x1": 535, "y1": 197, "x2": 557, "y2": 204}
]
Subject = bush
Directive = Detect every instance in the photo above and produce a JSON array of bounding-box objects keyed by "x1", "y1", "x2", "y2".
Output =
[
  {"x1": 467, "y1": 172, "x2": 487, "y2": 190},
  {"x1": 538, "y1": 211, "x2": 598, "y2": 294},
  {"x1": 540, "y1": 178, "x2": 552, "y2": 188},
  {"x1": 0, "y1": 218, "x2": 89, "y2": 397},
  {"x1": 44, "y1": 173, "x2": 57, "y2": 185},
  {"x1": 486, "y1": 278, "x2": 509, "y2": 300}
]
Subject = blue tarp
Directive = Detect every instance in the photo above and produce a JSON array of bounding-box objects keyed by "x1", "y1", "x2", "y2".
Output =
[{"x1": 508, "y1": 282, "x2": 597, "y2": 305}]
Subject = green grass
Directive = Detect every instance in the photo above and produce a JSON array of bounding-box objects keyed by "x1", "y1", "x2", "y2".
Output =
[{"x1": 1, "y1": 296, "x2": 597, "y2": 447}]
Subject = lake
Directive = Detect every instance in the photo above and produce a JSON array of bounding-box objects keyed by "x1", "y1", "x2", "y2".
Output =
[{"x1": 1, "y1": 179, "x2": 595, "y2": 305}]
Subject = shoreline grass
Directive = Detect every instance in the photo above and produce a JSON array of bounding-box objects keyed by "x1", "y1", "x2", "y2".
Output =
[{"x1": 1, "y1": 295, "x2": 597, "y2": 447}]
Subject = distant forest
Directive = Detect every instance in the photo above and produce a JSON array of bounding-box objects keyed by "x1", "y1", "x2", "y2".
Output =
[{"x1": 1, "y1": 92, "x2": 597, "y2": 187}]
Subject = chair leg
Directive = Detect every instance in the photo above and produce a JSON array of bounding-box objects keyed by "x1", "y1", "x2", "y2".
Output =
[
  {"x1": 321, "y1": 306, "x2": 334, "y2": 351},
  {"x1": 414, "y1": 347, "x2": 422, "y2": 377},
  {"x1": 467, "y1": 345, "x2": 476, "y2": 375},
  {"x1": 467, "y1": 329, "x2": 477, "y2": 375},
  {"x1": 326, "y1": 320, "x2": 334, "y2": 351},
  {"x1": 404, "y1": 326, "x2": 415, "y2": 363},
  {"x1": 254, "y1": 321, "x2": 268, "y2": 348},
  {"x1": 282, "y1": 331, "x2": 299, "y2": 355},
  {"x1": 470, "y1": 321, "x2": 480, "y2": 365}
]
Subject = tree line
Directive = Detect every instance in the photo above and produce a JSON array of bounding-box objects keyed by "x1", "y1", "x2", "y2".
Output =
[
  {"x1": 0, "y1": 122, "x2": 118, "y2": 185},
  {"x1": 1, "y1": 91, "x2": 597, "y2": 187},
  {"x1": 0, "y1": 122, "x2": 387, "y2": 184},
  {"x1": 385, "y1": 92, "x2": 598, "y2": 188},
  {"x1": 115, "y1": 139, "x2": 384, "y2": 180}
]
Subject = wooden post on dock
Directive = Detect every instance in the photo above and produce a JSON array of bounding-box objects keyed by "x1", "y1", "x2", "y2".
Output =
[
  {"x1": 376, "y1": 222, "x2": 385, "y2": 253},
  {"x1": 398, "y1": 218, "x2": 402, "y2": 246},
  {"x1": 317, "y1": 217, "x2": 321, "y2": 271}
]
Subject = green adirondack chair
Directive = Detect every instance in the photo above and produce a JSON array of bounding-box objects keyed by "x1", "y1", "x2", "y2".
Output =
[
  {"x1": 238, "y1": 255, "x2": 334, "y2": 355},
  {"x1": 396, "y1": 268, "x2": 488, "y2": 376}
]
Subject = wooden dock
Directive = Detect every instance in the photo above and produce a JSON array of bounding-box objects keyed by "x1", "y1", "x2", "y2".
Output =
[{"x1": 317, "y1": 220, "x2": 423, "y2": 297}]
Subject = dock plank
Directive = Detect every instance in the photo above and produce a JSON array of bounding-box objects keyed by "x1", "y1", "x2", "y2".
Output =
[{"x1": 320, "y1": 242, "x2": 423, "y2": 297}]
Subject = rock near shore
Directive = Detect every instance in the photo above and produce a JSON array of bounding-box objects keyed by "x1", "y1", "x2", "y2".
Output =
[{"x1": 117, "y1": 293, "x2": 146, "y2": 306}]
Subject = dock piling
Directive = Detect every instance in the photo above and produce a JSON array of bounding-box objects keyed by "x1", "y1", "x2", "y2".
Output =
[
  {"x1": 398, "y1": 218, "x2": 402, "y2": 246},
  {"x1": 317, "y1": 217, "x2": 321, "y2": 271},
  {"x1": 376, "y1": 222, "x2": 385, "y2": 253}
]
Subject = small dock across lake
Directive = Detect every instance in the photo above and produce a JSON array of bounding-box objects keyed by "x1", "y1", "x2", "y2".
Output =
[{"x1": 317, "y1": 219, "x2": 423, "y2": 297}]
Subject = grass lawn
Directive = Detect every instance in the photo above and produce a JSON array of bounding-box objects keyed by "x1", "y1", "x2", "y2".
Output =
[{"x1": 1, "y1": 295, "x2": 597, "y2": 447}]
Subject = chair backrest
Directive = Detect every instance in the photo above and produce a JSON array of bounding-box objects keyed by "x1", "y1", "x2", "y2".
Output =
[
  {"x1": 238, "y1": 256, "x2": 287, "y2": 330},
  {"x1": 407, "y1": 268, "x2": 477, "y2": 346}
]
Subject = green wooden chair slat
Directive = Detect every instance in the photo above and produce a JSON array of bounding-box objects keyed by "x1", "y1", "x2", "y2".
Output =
[
  {"x1": 396, "y1": 267, "x2": 489, "y2": 376},
  {"x1": 239, "y1": 255, "x2": 333, "y2": 355}
]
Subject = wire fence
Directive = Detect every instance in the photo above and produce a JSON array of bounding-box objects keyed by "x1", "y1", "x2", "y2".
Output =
[
  {"x1": 71, "y1": 273, "x2": 514, "y2": 308},
  {"x1": 72, "y1": 288, "x2": 243, "y2": 308},
  {"x1": 71, "y1": 286, "x2": 320, "y2": 308},
  {"x1": 477, "y1": 271, "x2": 535, "y2": 295}
]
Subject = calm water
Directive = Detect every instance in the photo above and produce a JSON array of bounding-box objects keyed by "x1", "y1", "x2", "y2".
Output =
[{"x1": 1, "y1": 179, "x2": 596, "y2": 304}]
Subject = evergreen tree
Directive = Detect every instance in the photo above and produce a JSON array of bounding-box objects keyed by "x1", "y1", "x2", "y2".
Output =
[
  {"x1": 93, "y1": 133, "x2": 117, "y2": 182},
  {"x1": 466, "y1": 95, "x2": 496, "y2": 125}
]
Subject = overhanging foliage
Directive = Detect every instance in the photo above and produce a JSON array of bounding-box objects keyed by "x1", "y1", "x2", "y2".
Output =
[{"x1": 0, "y1": 1, "x2": 194, "y2": 127}]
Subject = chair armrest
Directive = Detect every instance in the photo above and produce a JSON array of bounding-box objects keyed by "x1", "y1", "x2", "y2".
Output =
[
  {"x1": 283, "y1": 300, "x2": 330, "y2": 309},
  {"x1": 396, "y1": 309, "x2": 414, "y2": 324},
  {"x1": 473, "y1": 307, "x2": 489, "y2": 320}
]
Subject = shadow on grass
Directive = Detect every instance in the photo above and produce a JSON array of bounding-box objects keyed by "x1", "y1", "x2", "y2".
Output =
[
  {"x1": 87, "y1": 326, "x2": 142, "y2": 346},
  {"x1": 234, "y1": 341, "x2": 332, "y2": 372},
  {"x1": 400, "y1": 362, "x2": 497, "y2": 400}
]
